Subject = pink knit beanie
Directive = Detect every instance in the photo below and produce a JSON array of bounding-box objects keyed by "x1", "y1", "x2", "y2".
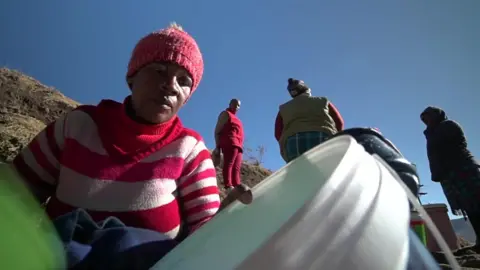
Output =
[{"x1": 127, "y1": 24, "x2": 204, "y2": 94}]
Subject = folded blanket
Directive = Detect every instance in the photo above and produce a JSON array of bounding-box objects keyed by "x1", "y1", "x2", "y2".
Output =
[{"x1": 54, "y1": 209, "x2": 177, "y2": 270}]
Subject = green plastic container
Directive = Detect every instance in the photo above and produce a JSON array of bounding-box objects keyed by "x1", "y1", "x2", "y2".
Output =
[
  {"x1": 0, "y1": 163, "x2": 65, "y2": 269},
  {"x1": 410, "y1": 211, "x2": 427, "y2": 246}
]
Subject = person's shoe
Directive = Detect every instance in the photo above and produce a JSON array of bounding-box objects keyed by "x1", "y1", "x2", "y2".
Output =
[{"x1": 331, "y1": 128, "x2": 420, "y2": 200}]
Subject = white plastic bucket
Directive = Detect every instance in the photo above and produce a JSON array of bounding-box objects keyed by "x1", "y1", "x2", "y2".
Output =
[{"x1": 153, "y1": 135, "x2": 411, "y2": 270}]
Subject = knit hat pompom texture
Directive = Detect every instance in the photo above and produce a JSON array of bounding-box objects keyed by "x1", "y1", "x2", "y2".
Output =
[{"x1": 127, "y1": 23, "x2": 204, "y2": 93}]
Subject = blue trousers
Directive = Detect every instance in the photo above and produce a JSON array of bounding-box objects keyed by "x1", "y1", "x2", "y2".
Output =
[
  {"x1": 285, "y1": 131, "x2": 330, "y2": 162},
  {"x1": 53, "y1": 209, "x2": 177, "y2": 270}
]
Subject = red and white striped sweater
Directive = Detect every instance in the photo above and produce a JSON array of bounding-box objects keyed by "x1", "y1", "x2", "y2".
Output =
[{"x1": 12, "y1": 98, "x2": 220, "y2": 240}]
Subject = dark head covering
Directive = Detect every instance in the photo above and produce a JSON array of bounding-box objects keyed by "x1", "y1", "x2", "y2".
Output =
[
  {"x1": 287, "y1": 78, "x2": 310, "y2": 97},
  {"x1": 421, "y1": 106, "x2": 447, "y2": 127}
]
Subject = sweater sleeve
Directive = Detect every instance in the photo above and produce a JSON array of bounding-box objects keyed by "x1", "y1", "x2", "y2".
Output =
[
  {"x1": 12, "y1": 115, "x2": 67, "y2": 203},
  {"x1": 426, "y1": 147, "x2": 442, "y2": 182},
  {"x1": 178, "y1": 139, "x2": 221, "y2": 233},
  {"x1": 274, "y1": 112, "x2": 283, "y2": 142},
  {"x1": 327, "y1": 102, "x2": 344, "y2": 131},
  {"x1": 427, "y1": 120, "x2": 466, "y2": 181}
]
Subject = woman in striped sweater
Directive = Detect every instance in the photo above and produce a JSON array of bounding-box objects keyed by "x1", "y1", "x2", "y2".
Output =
[{"x1": 11, "y1": 23, "x2": 221, "y2": 241}]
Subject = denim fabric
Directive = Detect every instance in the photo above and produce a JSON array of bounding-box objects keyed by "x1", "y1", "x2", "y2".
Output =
[
  {"x1": 53, "y1": 209, "x2": 177, "y2": 270},
  {"x1": 285, "y1": 131, "x2": 329, "y2": 162}
]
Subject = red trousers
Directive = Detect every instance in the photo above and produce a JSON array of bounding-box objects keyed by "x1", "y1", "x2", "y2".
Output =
[{"x1": 222, "y1": 146, "x2": 243, "y2": 188}]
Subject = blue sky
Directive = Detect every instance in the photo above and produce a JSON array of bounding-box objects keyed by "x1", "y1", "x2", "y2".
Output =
[{"x1": 1, "y1": 0, "x2": 479, "y2": 216}]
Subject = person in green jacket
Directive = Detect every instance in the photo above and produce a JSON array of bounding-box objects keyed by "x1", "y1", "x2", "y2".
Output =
[{"x1": 274, "y1": 78, "x2": 344, "y2": 163}]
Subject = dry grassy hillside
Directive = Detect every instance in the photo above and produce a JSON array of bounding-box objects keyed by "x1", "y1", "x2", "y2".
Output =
[
  {"x1": 0, "y1": 68, "x2": 271, "y2": 197},
  {"x1": 0, "y1": 68, "x2": 79, "y2": 162}
]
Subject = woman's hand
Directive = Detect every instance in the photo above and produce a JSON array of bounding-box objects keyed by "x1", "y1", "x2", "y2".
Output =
[
  {"x1": 212, "y1": 148, "x2": 221, "y2": 167},
  {"x1": 219, "y1": 184, "x2": 253, "y2": 211}
]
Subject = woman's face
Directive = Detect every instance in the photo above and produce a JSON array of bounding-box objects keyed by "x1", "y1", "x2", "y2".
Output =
[
  {"x1": 421, "y1": 114, "x2": 431, "y2": 126},
  {"x1": 130, "y1": 62, "x2": 193, "y2": 124},
  {"x1": 287, "y1": 79, "x2": 309, "y2": 97},
  {"x1": 229, "y1": 99, "x2": 241, "y2": 113}
]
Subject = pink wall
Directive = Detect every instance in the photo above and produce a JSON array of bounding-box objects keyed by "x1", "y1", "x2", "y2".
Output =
[{"x1": 424, "y1": 204, "x2": 458, "y2": 252}]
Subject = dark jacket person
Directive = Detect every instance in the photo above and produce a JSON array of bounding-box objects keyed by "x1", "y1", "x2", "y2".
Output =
[{"x1": 421, "y1": 106, "x2": 480, "y2": 244}]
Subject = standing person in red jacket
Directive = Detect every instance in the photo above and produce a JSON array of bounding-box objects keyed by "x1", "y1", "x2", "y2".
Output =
[
  {"x1": 214, "y1": 99, "x2": 245, "y2": 192},
  {"x1": 275, "y1": 78, "x2": 344, "y2": 163}
]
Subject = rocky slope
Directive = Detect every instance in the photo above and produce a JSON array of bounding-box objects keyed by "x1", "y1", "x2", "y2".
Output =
[
  {"x1": 0, "y1": 67, "x2": 478, "y2": 269},
  {"x1": 0, "y1": 68, "x2": 79, "y2": 162},
  {"x1": 435, "y1": 238, "x2": 480, "y2": 269}
]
